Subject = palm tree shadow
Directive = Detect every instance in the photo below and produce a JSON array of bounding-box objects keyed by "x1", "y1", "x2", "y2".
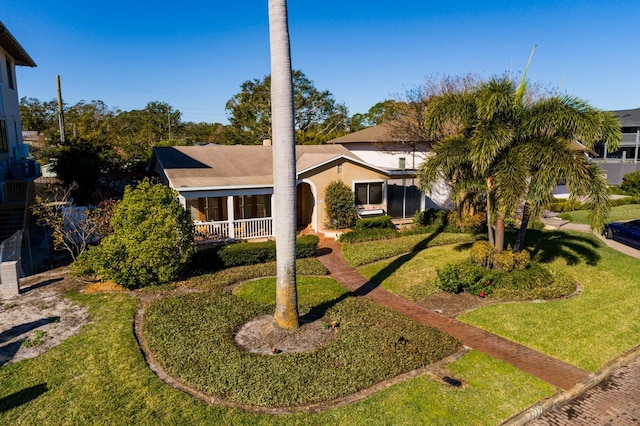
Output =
[
  {"x1": 300, "y1": 292, "x2": 352, "y2": 323},
  {"x1": 368, "y1": 228, "x2": 445, "y2": 287},
  {"x1": 517, "y1": 229, "x2": 602, "y2": 266},
  {"x1": 0, "y1": 383, "x2": 48, "y2": 412}
]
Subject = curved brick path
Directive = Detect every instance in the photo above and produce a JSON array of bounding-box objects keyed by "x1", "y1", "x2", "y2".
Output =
[{"x1": 316, "y1": 237, "x2": 589, "y2": 391}]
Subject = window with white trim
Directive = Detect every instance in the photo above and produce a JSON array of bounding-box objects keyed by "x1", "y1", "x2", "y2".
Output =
[{"x1": 355, "y1": 182, "x2": 383, "y2": 205}]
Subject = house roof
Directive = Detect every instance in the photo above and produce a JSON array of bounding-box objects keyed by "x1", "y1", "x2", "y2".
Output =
[
  {"x1": 151, "y1": 144, "x2": 379, "y2": 190},
  {"x1": 0, "y1": 21, "x2": 36, "y2": 67},
  {"x1": 611, "y1": 107, "x2": 640, "y2": 128},
  {"x1": 328, "y1": 122, "x2": 420, "y2": 144}
]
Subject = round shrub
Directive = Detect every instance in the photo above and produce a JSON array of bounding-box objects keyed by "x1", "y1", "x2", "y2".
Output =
[
  {"x1": 621, "y1": 171, "x2": 640, "y2": 195},
  {"x1": 447, "y1": 211, "x2": 486, "y2": 230},
  {"x1": 73, "y1": 179, "x2": 196, "y2": 288},
  {"x1": 324, "y1": 180, "x2": 358, "y2": 229},
  {"x1": 414, "y1": 208, "x2": 448, "y2": 228},
  {"x1": 469, "y1": 241, "x2": 494, "y2": 269}
]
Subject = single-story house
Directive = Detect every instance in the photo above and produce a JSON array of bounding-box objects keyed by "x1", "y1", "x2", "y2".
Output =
[{"x1": 149, "y1": 144, "x2": 419, "y2": 241}]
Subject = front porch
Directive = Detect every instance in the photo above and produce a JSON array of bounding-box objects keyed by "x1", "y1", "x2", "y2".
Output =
[{"x1": 193, "y1": 217, "x2": 273, "y2": 241}]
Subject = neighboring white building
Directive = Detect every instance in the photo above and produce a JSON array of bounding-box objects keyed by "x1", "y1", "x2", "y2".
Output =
[
  {"x1": 329, "y1": 122, "x2": 451, "y2": 217},
  {"x1": 0, "y1": 21, "x2": 38, "y2": 185}
]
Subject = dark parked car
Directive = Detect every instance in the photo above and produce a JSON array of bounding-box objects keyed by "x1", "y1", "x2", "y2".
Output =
[{"x1": 603, "y1": 220, "x2": 640, "y2": 249}]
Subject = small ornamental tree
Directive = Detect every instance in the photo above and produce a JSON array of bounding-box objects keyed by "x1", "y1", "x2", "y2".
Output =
[
  {"x1": 73, "y1": 179, "x2": 195, "y2": 288},
  {"x1": 324, "y1": 180, "x2": 358, "y2": 229}
]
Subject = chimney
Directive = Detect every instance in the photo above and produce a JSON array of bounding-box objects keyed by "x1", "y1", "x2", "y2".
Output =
[{"x1": 263, "y1": 139, "x2": 272, "y2": 146}]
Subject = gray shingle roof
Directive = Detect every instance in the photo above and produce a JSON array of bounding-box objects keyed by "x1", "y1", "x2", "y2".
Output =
[
  {"x1": 611, "y1": 108, "x2": 640, "y2": 127},
  {"x1": 152, "y1": 144, "x2": 364, "y2": 189}
]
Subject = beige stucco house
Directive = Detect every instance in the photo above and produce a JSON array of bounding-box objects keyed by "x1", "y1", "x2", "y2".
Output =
[{"x1": 149, "y1": 144, "x2": 407, "y2": 241}]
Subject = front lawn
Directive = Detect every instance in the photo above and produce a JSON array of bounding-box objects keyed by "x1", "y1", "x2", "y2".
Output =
[
  {"x1": 144, "y1": 277, "x2": 460, "y2": 406},
  {"x1": 460, "y1": 230, "x2": 640, "y2": 372},
  {"x1": 559, "y1": 203, "x2": 640, "y2": 224},
  {"x1": 358, "y1": 243, "x2": 472, "y2": 300},
  {"x1": 0, "y1": 287, "x2": 553, "y2": 425}
]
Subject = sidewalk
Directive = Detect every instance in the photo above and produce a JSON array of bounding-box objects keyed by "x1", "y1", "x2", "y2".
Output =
[{"x1": 316, "y1": 237, "x2": 589, "y2": 391}]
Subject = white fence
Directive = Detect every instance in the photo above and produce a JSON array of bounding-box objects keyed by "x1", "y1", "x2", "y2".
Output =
[{"x1": 194, "y1": 217, "x2": 273, "y2": 241}]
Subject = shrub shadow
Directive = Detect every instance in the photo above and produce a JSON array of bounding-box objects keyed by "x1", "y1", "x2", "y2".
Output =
[
  {"x1": 0, "y1": 383, "x2": 48, "y2": 413},
  {"x1": 0, "y1": 317, "x2": 60, "y2": 344}
]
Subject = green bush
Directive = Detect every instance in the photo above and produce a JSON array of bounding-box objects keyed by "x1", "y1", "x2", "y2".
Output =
[
  {"x1": 354, "y1": 215, "x2": 394, "y2": 230},
  {"x1": 414, "y1": 208, "x2": 448, "y2": 228},
  {"x1": 469, "y1": 241, "x2": 494, "y2": 269},
  {"x1": 436, "y1": 261, "x2": 487, "y2": 295},
  {"x1": 621, "y1": 171, "x2": 640, "y2": 195},
  {"x1": 469, "y1": 241, "x2": 531, "y2": 272},
  {"x1": 447, "y1": 211, "x2": 486, "y2": 230},
  {"x1": 609, "y1": 196, "x2": 640, "y2": 207},
  {"x1": 324, "y1": 180, "x2": 358, "y2": 229},
  {"x1": 546, "y1": 199, "x2": 582, "y2": 212},
  {"x1": 72, "y1": 179, "x2": 196, "y2": 289},
  {"x1": 338, "y1": 228, "x2": 398, "y2": 243},
  {"x1": 217, "y1": 235, "x2": 319, "y2": 268}
]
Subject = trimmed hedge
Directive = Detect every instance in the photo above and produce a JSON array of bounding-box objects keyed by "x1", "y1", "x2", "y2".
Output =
[
  {"x1": 414, "y1": 208, "x2": 448, "y2": 227},
  {"x1": 217, "y1": 235, "x2": 320, "y2": 268},
  {"x1": 338, "y1": 228, "x2": 398, "y2": 243},
  {"x1": 354, "y1": 215, "x2": 395, "y2": 230}
]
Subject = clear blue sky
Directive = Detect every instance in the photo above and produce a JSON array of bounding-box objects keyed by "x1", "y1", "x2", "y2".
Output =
[{"x1": 4, "y1": 0, "x2": 638, "y2": 123}]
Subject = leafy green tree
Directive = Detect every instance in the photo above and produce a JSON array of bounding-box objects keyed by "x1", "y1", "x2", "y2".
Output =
[
  {"x1": 74, "y1": 179, "x2": 195, "y2": 288},
  {"x1": 324, "y1": 180, "x2": 358, "y2": 229},
  {"x1": 350, "y1": 100, "x2": 398, "y2": 131},
  {"x1": 225, "y1": 70, "x2": 349, "y2": 145},
  {"x1": 19, "y1": 97, "x2": 58, "y2": 137},
  {"x1": 419, "y1": 75, "x2": 620, "y2": 252}
]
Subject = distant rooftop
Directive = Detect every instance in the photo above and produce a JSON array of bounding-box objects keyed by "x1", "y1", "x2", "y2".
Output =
[{"x1": 610, "y1": 108, "x2": 640, "y2": 128}]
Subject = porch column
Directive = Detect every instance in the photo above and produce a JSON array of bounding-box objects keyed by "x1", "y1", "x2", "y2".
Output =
[
  {"x1": 271, "y1": 193, "x2": 276, "y2": 236},
  {"x1": 227, "y1": 196, "x2": 235, "y2": 240},
  {"x1": 635, "y1": 130, "x2": 639, "y2": 164},
  {"x1": 604, "y1": 143, "x2": 608, "y2": 161},
  {"x1": 402, "y1": 178, "x2": 407, "y2": 219}
]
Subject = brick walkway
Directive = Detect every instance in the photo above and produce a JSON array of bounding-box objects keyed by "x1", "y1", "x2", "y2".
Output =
[
  {"x1": 530, "y1": 355, "x2": 640, "y2": 425},
  {"x1": 316, "y1": 237, "x2": 589, "y2": 391}
]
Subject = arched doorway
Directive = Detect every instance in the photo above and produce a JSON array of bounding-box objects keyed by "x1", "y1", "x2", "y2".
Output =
[{"x1": 296, "y1": 182, "x2": 315, "y2": 231}]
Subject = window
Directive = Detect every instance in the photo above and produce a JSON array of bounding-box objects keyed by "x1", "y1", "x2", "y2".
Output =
[
  {"x1": 5, "y1": 60, "x2": 14, "y2": 91},
  {"x1": 0, "y1": 120, "x2": 8, "y2": 153},
  {"x1": 234, "y1": 194, "x2": 272, "y2": 219},
  {"x1": 399, "y1": 157, "x2": 406, "y2": 169},
  {"x1": 337, "y1": 163, "x2": 343, "y2": 174},
  {"x1": 355, "y1": 182, "x2": 383, "y2": 205}
]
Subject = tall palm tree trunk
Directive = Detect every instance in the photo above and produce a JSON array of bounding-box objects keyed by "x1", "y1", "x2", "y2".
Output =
[{"x1": 269, "y1": 0, "x2": 299, "y2": 330}]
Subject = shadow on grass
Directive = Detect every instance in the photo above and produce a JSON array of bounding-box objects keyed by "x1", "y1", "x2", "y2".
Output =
[
  {"x1": 368, "y1": 228, "x2": 445, "y2": 287},
  {"x1": 514, "y1": 229, "x2": 602, "y2": 266},
  {"x1": 300, "y1": 292, "x2": 352, "y2": 323},
  {"x1": 0, "y1": 383, "x2": 48, "y2": 413}
]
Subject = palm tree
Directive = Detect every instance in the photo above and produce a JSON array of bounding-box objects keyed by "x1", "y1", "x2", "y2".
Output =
[
  {"x1": 419, "y1": 76, "x2": 620, "y2": 253},
  {"x1": 268, "y1": 0, "x2": 299, "y2": 330}
]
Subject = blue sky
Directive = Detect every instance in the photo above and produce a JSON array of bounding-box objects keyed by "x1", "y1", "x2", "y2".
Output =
[{"x1": 4, "y1": 0, "x2": 638, "y2": 123}]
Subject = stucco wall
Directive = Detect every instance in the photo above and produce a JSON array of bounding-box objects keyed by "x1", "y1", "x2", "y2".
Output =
[
  {"x1": 339, "y1": 142, "x2": 429, "y2": 170},
  {"x1": 300, "y1": 159, "x2": 388, "y2": 230}
]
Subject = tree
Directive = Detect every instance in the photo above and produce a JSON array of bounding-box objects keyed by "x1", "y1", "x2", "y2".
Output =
[
  {"x1": 419, "y1": 75, "x2": 620, "y2": 253},
  {"x1": 269, "y1": 0, "x2": 299, "y2": 331},
  {"x1": 19, "y1": 97, "x2": 58, "y2": 137},
  {"x1": 324, "y1": 180, "x2": 358, "y2": 229},
  {"x1": 350, "y1": 100, "x2": 398, "y2": 131},
  {"x1": 32, "y1": 183, "x2": 116, "y2": 262},
  {"x1": 225, "y1": 70, "x2": 349, "y2": 145},
  {"x1": 73, "y1": 179, "x2": 195, "y2": 288}
]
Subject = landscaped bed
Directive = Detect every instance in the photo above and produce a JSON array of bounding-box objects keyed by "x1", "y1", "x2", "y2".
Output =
[{"x1": 142, "y1": 277, "x2": 461, "y2": 407}]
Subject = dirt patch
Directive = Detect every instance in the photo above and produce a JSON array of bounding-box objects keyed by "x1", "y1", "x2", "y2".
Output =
[
  {"x1": 417, "y1": 291, "x2": 496, "y2": 318},
  {"x1": 234, "y1": 314, "x2": 338, "y2": 354},
  {"x1": 0, "y1": 268, "x2": 91, "y2": 366}
]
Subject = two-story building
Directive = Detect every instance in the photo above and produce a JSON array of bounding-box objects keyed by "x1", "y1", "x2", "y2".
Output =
[{"x1": 0, "y1": 21, "x2": 39, "y2": 240}]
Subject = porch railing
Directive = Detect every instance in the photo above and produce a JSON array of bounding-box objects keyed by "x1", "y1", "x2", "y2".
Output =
[{"x1": 194, "y1": 217, "x2": 273, "y2": 242}]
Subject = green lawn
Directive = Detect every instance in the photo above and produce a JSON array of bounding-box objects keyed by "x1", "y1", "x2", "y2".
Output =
[
  {"x1": 460, "y1": 230, "x2": 640, "y2": 372},
  {"x1": 358, "y1": 243, "x2": 472, "y2": 300},
  {"x1": 559, "y1": 203, "x2": 640, "y2": 224},
  {"x1": 0, "y1": 285, "x2": 552, "y2": 424}
]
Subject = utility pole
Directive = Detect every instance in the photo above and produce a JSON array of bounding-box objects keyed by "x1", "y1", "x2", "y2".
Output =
[{"x1": 56, "y1": 75, "x2": 65, "y2": 143}]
